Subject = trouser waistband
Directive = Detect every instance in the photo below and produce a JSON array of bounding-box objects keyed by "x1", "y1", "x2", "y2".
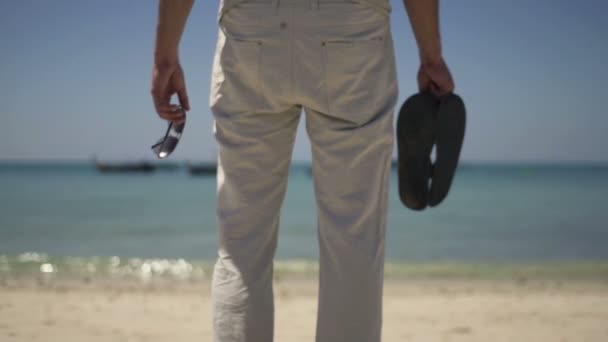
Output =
[
  {"x1": 218, "y1": 0, "x2": 391, "y2": 23},
  {"x1": 272, "y1": 0, "x2": 320, "y2": 10},
  {"x1": 253, "y1": 0, "x2": 356, "y2": 10}
]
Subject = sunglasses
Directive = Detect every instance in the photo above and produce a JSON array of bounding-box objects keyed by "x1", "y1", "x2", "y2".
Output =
[{"x1": 151, "y1": 109, "x2": 185, "y2": 159}]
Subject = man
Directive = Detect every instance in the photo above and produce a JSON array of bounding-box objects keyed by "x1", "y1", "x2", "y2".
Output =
[{"x1": 151, "y1": 0, "x2": 454, "y2": 341}]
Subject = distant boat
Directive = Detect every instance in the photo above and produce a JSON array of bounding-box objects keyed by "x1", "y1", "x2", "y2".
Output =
[
  {"x1": 95, "y1": 160, "x2": 156, "y2": 174},
  {"x1": 155, "y1": 163, "x2": 181, "y2": 172},
  {"x1": 187, "y1": 162, "x2": 217, "y2": 176}
]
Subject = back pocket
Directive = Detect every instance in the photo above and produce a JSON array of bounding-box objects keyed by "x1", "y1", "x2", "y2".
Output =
[
  {"x1": 218, "y1": 37, "x2": 265, "y2": 113},
  {"x1": 321, "y1": 36, "x2": 389, "y2": 125}
]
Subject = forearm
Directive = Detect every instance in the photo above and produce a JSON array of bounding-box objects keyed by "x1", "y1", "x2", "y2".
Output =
[
  {"x1": 154, "y1": 0, "x2": 195, "y2": 64},
  {"x1": 403, "y1": 0, "x2": 442, "y2": 62}
]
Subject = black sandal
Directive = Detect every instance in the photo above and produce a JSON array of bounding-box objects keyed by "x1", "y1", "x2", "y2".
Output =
[
  {"x1": 429, "y1": 93, "x2": 466, "y2": 207},
  {"x1": 396, "y1": 91, "x2": 438, "y2": 210},
  {"x1": 396, "y1": 91, "x2": 466, "y2": 210}
]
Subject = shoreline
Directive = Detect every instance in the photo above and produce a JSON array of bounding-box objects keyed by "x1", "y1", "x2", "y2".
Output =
[
  {"x1": 3, "y1": 253, "x2": 608, "y2": 284},
  {"x1": 2, "y1": 264, "x2": 608, "y2": 295}
]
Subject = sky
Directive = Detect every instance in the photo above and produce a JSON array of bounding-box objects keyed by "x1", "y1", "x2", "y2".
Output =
[{"x1": 1, "y1": 0, "x2": 607, "y2": 163}]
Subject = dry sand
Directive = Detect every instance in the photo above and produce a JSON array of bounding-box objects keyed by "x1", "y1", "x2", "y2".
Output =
[{"x1": 1, "y1": 279, "x2": 608, "y2": 341}]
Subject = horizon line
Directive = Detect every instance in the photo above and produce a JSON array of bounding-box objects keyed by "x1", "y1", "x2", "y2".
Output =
[{"x1": 1, "y1": 158, "x2": 608, "y2": 167}]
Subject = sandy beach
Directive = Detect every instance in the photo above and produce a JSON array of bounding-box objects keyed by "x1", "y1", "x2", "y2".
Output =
[{"x1": 2, "y1": 278, "x2": 608, "y2": 342}]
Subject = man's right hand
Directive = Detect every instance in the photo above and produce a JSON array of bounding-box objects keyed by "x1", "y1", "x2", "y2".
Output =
[{"x1": 417, "y1": 56, "x2": 455, "y2": 96}]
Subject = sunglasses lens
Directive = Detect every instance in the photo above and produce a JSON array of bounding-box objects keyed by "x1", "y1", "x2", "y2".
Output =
[
  {"x1": 152, "y1": 136, "x2": 179, "y2": 159},
  {"x1": 150, "y1": 110, "x2": 186, "y2": 159}
]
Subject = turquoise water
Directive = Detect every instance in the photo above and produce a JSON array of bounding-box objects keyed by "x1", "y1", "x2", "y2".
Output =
[{"x1": 1, "y1": 162, "x2": 608, "y2": 265}]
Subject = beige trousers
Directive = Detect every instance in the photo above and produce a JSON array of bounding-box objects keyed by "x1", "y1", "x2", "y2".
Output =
[{"x1": 209, "y1": 0, "x2": 398, "y2": 341}]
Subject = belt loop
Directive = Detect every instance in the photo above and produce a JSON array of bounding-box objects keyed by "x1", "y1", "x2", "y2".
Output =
[
  {"x1": 315, "y1": 0, "x2": 320, "y2": 10},
  {"x1": 309, "y1": 0, "x2": 319, "y2": 10},
  {"x1": 273, "y1": 0, "x2": 280, "y2": 13}
]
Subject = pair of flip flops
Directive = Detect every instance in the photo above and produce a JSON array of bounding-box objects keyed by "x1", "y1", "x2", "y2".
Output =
[{"x1": 396, "y1": 91, "x2": 466, "y2": 211}]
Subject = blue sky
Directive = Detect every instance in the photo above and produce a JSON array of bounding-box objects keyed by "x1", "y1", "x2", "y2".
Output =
[{"x1": 1, "y1": 0, "x2": 607, "y2": 162}]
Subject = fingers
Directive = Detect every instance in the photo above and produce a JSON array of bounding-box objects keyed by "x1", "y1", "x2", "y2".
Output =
[
  {"x1": 157, "y1": 104, "x2": 186, "y2": 125},
  {"x1": 151, "y1": 63, "x2": 189, "y2": 124},
  {"x1": 431, "y1": 64, "x2": 455, "y2": 96},
  {"x1": 155, "y1": 100, "x2": 185, "y2": 125},
  {"x1": 418, "y1": 57, "x2": 455, "y2": 97}
]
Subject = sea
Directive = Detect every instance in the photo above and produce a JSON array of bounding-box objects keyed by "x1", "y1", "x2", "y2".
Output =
[{"x1": 1, "y1": 162, "x2": 608, "y2": 282}]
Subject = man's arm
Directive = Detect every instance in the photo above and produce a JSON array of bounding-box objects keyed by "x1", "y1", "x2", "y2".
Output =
[
  {"x1": 403, "y1": 0, "x2": 441, "y2": 62},
  {"x1": 154, "y1": 0, "x2": 195, "y2": 65},
  {"x1": 151, "y1": 0, "x2": 195, "y2": 124},
  {"x1": 403, "y1": 0, "x2": 454, "y2": 94}
]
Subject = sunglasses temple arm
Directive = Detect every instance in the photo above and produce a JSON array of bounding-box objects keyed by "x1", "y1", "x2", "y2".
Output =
[
  {"x1": 164, "y1": 122, "x2": 173, "y2": 138},
  {"x1": 151, "y1": 141, "x2": 163, "y2": 149},
  {"x1": 151, "y1": 123, "x2": 173, "y2": 148}
]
